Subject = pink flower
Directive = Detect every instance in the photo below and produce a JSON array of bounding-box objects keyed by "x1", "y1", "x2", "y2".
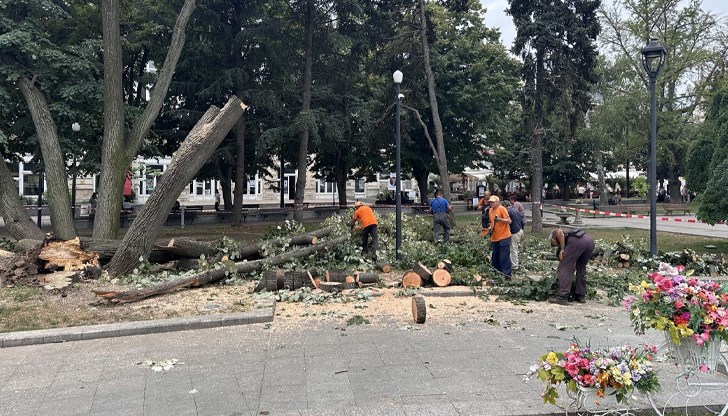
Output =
[
  {"x1": 699, "y1": 364, "x2": 710, "y2": 372},
  {"x1": 674, "y1": 299, "x2": 684, "y2": 309}
]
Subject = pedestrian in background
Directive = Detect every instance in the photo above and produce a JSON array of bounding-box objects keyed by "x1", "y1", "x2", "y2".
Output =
[
  {"x1": 214, "y1": 190, "x2": 221, "y2": 211},
  {"x1": 350, "y1": 201, "x2": 379, "y2": 258}
]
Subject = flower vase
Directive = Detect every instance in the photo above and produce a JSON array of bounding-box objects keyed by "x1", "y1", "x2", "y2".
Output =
[
  {"x1": 664, "y1": 331, "x2": 722, "y2": 374},
  {"x1": 569, "y1": 386, "x2": 629, "y2": 413}
]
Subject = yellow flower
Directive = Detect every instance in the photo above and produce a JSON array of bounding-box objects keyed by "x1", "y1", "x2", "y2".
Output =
[
  {"x1": 622, "y1": 372, "x2": 632, "y2": 387},
  {"x1": 546, "y1": 352, "x2": 558, "y2": 365}
]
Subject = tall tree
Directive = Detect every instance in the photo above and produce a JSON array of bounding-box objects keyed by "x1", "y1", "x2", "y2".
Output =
[{"x1": 509, "y1": 0, "x2": 601, "y2": 232}]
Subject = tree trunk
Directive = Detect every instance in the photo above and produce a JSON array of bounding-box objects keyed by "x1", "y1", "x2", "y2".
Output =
[
  {"x1": 18, "y1": 78, "x2": 76, "y2": 240},
  {"x1": 597, "y1": 152, "x2": 609, "y2": 208},
  {"x1": 234, "y1": 226, "x2": 331, "y2": 259},
  {"x1": 418, "y1": 0, "x2": 450, "y2": 201},
  {"x1": 0, "y1": 157, "x2": 45, "y2": 241},
  {"x1": 233, "y1": 113, "x2": 246, "y2": 225},
  {"x1": 105, "y1": 97, "x2": 247, "y2": 277},
  {"x1": 293, "y1": 0, "x2": 315, "y2": 222},
  {"x1": 95, "y1": 0, "x2": 196, "y2": 240},
  {"x1": 530, "y1": 50, "x2": 545, "y2": 233},
  {"x1": 94, "y1": 234, "x2": 348, "y2": 303}
]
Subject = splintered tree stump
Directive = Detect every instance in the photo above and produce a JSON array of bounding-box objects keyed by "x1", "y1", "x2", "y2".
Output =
[
  {"x1": 413, "y1": 262, "x2": 433, "y2": 284},
  {"x1": 412, "y1": 295, "x2": 426, "y2": 324},
  {"x1": 326, "y1": 270, "x2": 348, "y2": 283},
  {"x1": 375, "y1": 262, "x2": 392, "y2": 273},
  {"x1": 356, "y1": 272, "x2": 379, "y2": 285},
  {"x1": 431, "y1": 269, "x2": 451, "y2": 287},
  {"x1": 401, "y1": 270, "x2": 422, "y2": 288},
  {"x1": 320, "y1": 282, "x2": 342, "y2": 293},
  {"x1": 436, "y1": 259, "x2": 453, "y2": 273}
]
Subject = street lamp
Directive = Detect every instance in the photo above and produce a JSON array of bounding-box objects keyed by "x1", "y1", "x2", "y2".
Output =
[
  {"x1": 641, "y1": 39, "x2": 666, "y2": 257},
  {"x1": 71, "y1": 122, "x2": 80, "y2": 220},
  {"x1": 393, "y1": 70, "x2": 403, "y2": 260}
]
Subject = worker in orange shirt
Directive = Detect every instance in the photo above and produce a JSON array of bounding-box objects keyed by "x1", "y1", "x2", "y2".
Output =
[
  {"x1": 350, "y1": 201, "x2": 379, "y2": 258},
  {"x1": 485, "y1": 195, "x2": 512, "y2": 279}
]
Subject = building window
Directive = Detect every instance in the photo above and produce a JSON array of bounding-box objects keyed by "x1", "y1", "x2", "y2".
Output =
[
  {"x1": 316, "y1": 179, "x2": 334, "y2": 194},
  {"x1": 355, "y1": 178, "x2": 365, "y2": 193},
  {"x1": 143, "y1": 164, "x2": 164, "y2": 195}
]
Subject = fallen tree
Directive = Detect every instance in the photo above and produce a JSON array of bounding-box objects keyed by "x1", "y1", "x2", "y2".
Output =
[{"x1": 93, "y1": 234, "x2": 349, "y2": 303}]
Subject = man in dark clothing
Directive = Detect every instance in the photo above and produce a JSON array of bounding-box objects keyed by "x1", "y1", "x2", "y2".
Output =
[
  {"x1": 547, "y1": 227, "x2": 596, "y2": 305},
  {"x1": 502, "y1": 200, "x2": 524, "y2": 270},
  {"x1": 430, "y1": 190, "x2": 451, "y2": 243}
]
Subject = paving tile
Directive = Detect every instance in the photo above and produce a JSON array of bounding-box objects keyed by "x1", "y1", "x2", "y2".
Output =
[{"x1": 401, "y1": 402, "x2": 460, "y2": 416}]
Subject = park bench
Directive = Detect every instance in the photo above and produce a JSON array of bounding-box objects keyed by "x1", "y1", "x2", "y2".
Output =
[
  {"x1": 216, "y1": 208, "x2": 255, "y2": 223},
  {"x1": 663, "y1": 203, "x2": 692, "y2": 215},
  {"x1": 313, "y1": 205, "x2": 340, "y2": 218},
  {"x1": 626, "y1": 205, "x2": 651, "y2": 215},
  {"x1": 166, "y1": 205, "x2": 203, "y2": 225},
  {"x1": 412, "y1": 205, "x2": 430, "y2": 215},
  {"x1": 258, "y1": 207, "x2": 288, "y2": 220}
]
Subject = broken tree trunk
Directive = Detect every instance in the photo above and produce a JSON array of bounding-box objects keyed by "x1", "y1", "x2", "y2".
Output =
[
  {"x1": 38, "y1": 237, "x2": 100, "y2": 271},
  {"x1": 356, "y1": 272, "x2": 378, "y2": 285},
  {"x1": 93, "y1": 234, "x2": 349, "y2": 303}
]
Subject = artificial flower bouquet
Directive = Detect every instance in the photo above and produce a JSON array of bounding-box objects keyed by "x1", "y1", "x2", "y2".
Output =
[
  {"x1": 623, "y1": 263, "x2": 728, "y2": 350},
  {"x1": 527, "y1": 341, "x2": 660, "y2": 405}
]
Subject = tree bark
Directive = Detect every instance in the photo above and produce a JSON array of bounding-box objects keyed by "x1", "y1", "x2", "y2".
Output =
[
  {"x1": 233, "y1": 113, "x2": 246, "y2": 225},
  {"x1": 105, "y1": 96, "x2": 247, "y2": 277},
  {"x1": 530, "y1": 50, "x2": 545, "y2": 233},
  {"x1": 94, "y1": 234, "x2": 349, "y2": 303},
  {"x1": 293, "y1": 0, "x2": 315, "y2": 222},
  {"x1": 95, "y1": 0, "x2": 196, "y2": 240},
  {"x1": 418, "y1": 0, "x2": 450, "y2": 201},
  {"x1": 233, "y1": 226, "x2": 331, "y2": 259},
  {"x1": 18, "y1": 78, "x2": 77, "y2": 240},
  {"x1": 0, "y1": 157, "x2": 45, "y2": 241}
]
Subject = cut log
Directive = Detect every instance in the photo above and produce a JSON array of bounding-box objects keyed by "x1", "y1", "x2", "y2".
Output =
[
  {"x1": 235, "y1": 227, "x2": 332, "y2": 259},
  {"x1": 93, "y1": 234, "x2": 349, "y2": 303},
  {"x1": 154, "y1": 237, "x2": 217, "y2": 259},
  {"x1": 619, "y1": 253, "x2": 630, "y2": 261},
  {"x1": 320, "y1": 282, "x2": 342, "y2": 293},
  {"x1": 436, "y1": 259, "x2": 453, "y2": 273},
  {"x1": 326, "y1": 270, "x2": 348, "y2": 283},
  {"x1": 431, "y1": 269, "x2": 451, "y2": 287},
  {"x1": 285, "y1": 270, "x2": 307, "y2": 290},
  {"x1": 375, "y1": 262, "x2": 392, "y2": 273},
  {"x1": 356, "y1": 272, "x2": 378, "y2": 284},
  {"x1": 412, "y1": 295, "x2": 426, "y2": 324},
  {"x1": 255, "y1": 270, "x2": 284, "y2": 292},
  {"x1": 401, "y1": 270, "x2": 422, "y2": 288},
  {"x1": 413, "y1": 262, "x2": 433, "y2": 284}
]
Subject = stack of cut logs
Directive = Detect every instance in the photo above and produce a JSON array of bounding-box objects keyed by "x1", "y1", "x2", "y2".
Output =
[
  {"x1": 613, "y1": 242, "x2": 632, "y2": 268},
  {"x1": 401, "y1": 260, "x2": 452, "y2": 288}
]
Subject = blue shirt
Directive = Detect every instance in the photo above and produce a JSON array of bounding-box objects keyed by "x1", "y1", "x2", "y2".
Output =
[
  {"x1": 430, "y1": 196, "x2": 449, "y2": 214},
  {"x1": 507, "y1": 206, "x2": 523, "y2": 234}
]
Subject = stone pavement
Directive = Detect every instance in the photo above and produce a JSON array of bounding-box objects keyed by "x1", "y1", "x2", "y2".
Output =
[{"x1": 2, "y1": 293, "x2": 727, "y2": 416}]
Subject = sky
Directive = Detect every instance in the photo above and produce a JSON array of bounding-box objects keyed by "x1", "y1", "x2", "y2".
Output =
[{"x1": 480, "y1": 0, "x2": 728, "y2": 50}]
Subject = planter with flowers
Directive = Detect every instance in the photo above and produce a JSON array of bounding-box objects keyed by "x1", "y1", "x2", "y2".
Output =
[
  {"x1": 623, "y1": 263, "x2": 728, "y2": 373},
  {"x1": 526, "y1": 341, "x2": 660, "y2": 410}
]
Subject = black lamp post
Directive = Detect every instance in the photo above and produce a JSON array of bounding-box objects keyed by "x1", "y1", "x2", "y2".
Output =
[
  {"x1": 71, "y1": 122, "x2": 80, "y2": 219},
  {"x1": 393, "y1": 70, "x2": 403, "y2": 260},
  {"x1": 641, "y1": 38, "x2": 666, "y2": 257}
]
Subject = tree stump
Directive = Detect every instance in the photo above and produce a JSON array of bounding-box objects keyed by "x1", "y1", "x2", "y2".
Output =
[
  {"x1": 412, "y1": 295, "x2": 426, "y2": 324},
  {"x1": 255, "y1": 270, "x2": 284, "y2": 292},
  {"x1": 431, "y1": 269, "x2": 451, "y2": 287},
  {"x1": 356, "y1": 272, "x2": 379, "y2": 285},
  {"x1": 436, "y1": 259, "x2": 453, "y2": 273},
  {"x1": 401, "y1": 270, "x2": 422, "y2": 288},
  {"x1": 413, "y1": 262, "x2": 433, "y2": 284}
]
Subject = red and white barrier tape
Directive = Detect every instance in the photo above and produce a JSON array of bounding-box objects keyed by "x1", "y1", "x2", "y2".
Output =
[{"x1": 545, "y1": 203, "x2": 705, "y2": 224}]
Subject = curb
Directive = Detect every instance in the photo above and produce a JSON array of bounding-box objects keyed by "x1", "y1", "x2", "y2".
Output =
[{"x1": 0, "y1": 299, "x2": 276, "y2": 349}]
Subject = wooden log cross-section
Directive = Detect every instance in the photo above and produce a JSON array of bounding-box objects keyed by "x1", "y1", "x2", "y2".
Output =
[
  {"x1": 413, "y1": 262, "x2": 433, "y2": 285},
  {"x1": 412, "y1": 295, "x2": 426, "y2": 324},
  {"x1": 401, "y1": 270, "x2": 422, "y2": 288},
  {"x1": 431, "y1": 269, "x2": 451, "y2": 287},
  {"x1": 93, "y1": 234, "x2": 350, "y2": 303},
  {"x1": 436, "y1": 259, "x2": 453, "y2": 273}
]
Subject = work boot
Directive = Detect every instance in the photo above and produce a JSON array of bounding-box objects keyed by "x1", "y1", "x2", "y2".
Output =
[
  {"x1": 575, "y1": 296, "x2": 586, "y2": 304},
  {"x1": 548, "y1": 296, "x2": 570, "y2": 306}
]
